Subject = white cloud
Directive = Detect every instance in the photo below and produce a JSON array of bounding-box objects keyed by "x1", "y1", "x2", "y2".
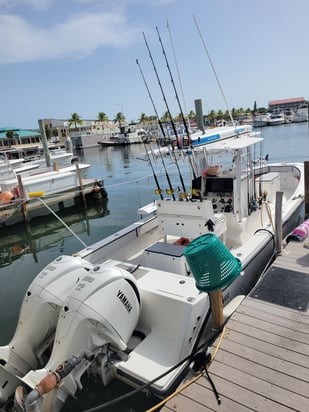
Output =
[
  {"x1": 0, "y1": 11, "x2": 139, "y2": 63},
  {"x1": 0, "y1": 0, "x2": 52, "y2": 10},
  {"x1": 0, "y1": 0, "x2": 175, "y2": 64}
]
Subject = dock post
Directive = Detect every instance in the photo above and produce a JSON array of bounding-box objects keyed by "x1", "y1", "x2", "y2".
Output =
[
  {"x1": 305, "y1": 161, "x2": 309, "y2": 219},
  {"x1": 38, "y1": 119, "x2": 51, "y2": 167},
  {"x1": 209, "y1": 289, "x2": 224, "y2": 330},
  {"x1": 76, "y1": 163, "x2": 86, "y2": 208},
  {"x1": 275, "y1": 191, "x2": 283, "y2": 255},
  {"x1": 17, "y1": 174, "x2": 28, "y2": 222}
]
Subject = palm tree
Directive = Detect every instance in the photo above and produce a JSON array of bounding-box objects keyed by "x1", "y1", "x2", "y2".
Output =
[
  {"x1": 208, "y1": 110, "x2": 217, "y2": 125},
  {"x1": 161, "y1": 111, "x2": 170, "y2": 123},
  {"x1": 5, "y1": 129, "x2": 14, "y2": 147},
  {"x1": 68, "y1": 112, "x2": 83, "y2": 129},
  {"x1": 139, "y1": 113, "x2": 148, "y2": 126},
  {"x1": 44, "y1": 124, "x2": 51, "y2": 140},
  {"x1": 97, "y1": 112, "x2": 108, "y2": 123},
  {"x1": 114, "y1": 112, "x2": 126, "y2": 128}
]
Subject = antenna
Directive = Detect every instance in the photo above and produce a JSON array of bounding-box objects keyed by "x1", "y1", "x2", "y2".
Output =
[{"x1": 193, "y1": 15, "x2": 236, "y2": 128}]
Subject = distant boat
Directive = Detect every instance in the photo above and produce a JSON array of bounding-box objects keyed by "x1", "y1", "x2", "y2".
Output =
[
  {"x1": 283, "y1": 108, "x2": 294, "y2": 123},
  {"x1": 240, "y1": 114, "x2": 253, "y2": 125},
  {"x1": 253, "y1": 113, "x2": 270, "y2": 127},
  {"x1": 0, "y1": 162, "x2": 105, "y2": 226},
  {"x1": 1, "y1": 146, "x2": 76, "y2": 173},
  {"x1": 293, "y1": 105, "x2": 308, "y2": 123},
  {"x1": 98, "y1": 127, "x2": 151, "y2": 147},
  {"x1": 268, "y1": 111, "x2": 285, "y2": 126}
]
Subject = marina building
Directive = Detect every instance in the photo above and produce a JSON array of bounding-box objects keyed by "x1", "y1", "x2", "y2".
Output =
[{"x1": 268, "y1": 97, "x2": 306, "y2": 112}]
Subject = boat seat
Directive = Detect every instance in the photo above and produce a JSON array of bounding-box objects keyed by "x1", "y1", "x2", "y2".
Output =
[
  {"x1": 143, "y1": 242, "x2": 189, "y2": 275},
  {"x1": 115, "y1": 269, "x2": 208, "y2": 394}
]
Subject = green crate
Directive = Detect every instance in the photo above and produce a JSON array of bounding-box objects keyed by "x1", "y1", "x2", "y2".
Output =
[{"x1": 184, "y1": 233, "x2": 242, "y2": 293}]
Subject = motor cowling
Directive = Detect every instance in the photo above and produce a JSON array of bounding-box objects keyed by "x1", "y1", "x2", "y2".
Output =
[
  {"x1": 0, "y1": 255, "x2": 93, "y2": 404},
  {"x1": 21, "y1": 265, "x2": 141, "y2": 409}
]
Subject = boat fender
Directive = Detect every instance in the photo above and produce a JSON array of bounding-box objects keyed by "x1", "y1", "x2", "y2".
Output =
[
  {"x1": 28, "y1": 191, "x2": 46, "y2": 198},
  {"x1": 0, "y1": 191, "x2": 15, "y2": 205},
  {"x1": 99, "y1": 186, "x2": 108, "y2": 198},
  {"x1": 93, "y1": 180, "x2": 108, "y2": 198},
  {"x1": 173, "y1": 237, "x2": 190, "y2": 246},
  {"x1": 286, "y1": 219, "x2": 309, "y2": 243},
  {"x1": 13, "y1": 186, "x2": 20, "y2": 199}
]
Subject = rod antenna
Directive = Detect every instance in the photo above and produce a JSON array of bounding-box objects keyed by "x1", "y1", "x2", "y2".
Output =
[{"x1": 193, "y1": 15, "x2": 235, "y2": 128}]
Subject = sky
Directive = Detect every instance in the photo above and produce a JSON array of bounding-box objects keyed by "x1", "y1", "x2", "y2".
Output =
[{"x1": 1, "y1": 0, "x2": 309, "y2": 129}]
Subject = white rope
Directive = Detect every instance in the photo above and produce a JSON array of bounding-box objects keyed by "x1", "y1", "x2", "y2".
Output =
[{"x1": 38, "y1": 197, "x2": 88, "y2": 248}]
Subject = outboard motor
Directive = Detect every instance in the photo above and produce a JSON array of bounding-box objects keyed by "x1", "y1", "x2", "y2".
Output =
[
  {"x1": 0, "y1": 255, "x2": 94, "y2": 404},
  {"x1": 19, "y1": 264, "x2": 141, "y2": 412}
]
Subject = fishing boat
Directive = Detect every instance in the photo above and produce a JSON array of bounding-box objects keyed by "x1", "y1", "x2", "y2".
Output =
[
  {"x1": 0, "y1": 124, "x2": 304, "y2": 411},
  {"x1": 268, "y1": 111, "x2": 285, "y2": 126},
  {"x1": 1, "y1": 145, "x2": 75, "y2": 172},
  {"x1": 0, "y1": 161, "x2": 105, "y2": 226},
  {"x1": 98, "y1": 126, "x2": 150, "y2": 147},
  {"x1": 292, "y1": 104, "x2": 308, "y2": 123},
  {"x1": 253, "y1": 113, "x2": 270, "y2": 127}
]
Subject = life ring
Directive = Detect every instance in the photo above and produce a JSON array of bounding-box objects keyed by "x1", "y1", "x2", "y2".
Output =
[{"x1": 173, "y1": 237, "x2": 190, "y2": 246}]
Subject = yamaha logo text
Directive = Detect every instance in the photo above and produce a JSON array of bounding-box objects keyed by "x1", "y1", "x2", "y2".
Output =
[{"x1": 117, "y1": 290, "x2": 132, "y2": 313}]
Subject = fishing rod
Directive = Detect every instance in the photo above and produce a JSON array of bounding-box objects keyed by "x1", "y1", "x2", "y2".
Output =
[
  {"x1": 155, "y1": 140, "x2": 176, "y2": 200},
  {"x1": 156, "y1": 26, "x2": 191, "y2": 146},
  {"x1": 142, "y1": 142, "x2": 163, "y2": 200},
  {"x1": 136, "y1": 58, "x2": 175, "y2": 200},
  {"x1": 155, "y1": 26, "x2": 200, "y2": 182},
  {"x1": 136, "y1": 58, "x2": 187, "y2": 196},
  {"x1": 166, "y1": 18, "x2": 190, "y2": 129},
  {"x1": 136, "y1": 59, "x2": 166, "y2": 144},
  {"x1": 142, "y1": 31, "x2": 181, "y2": 150},
  {"x1": 155, "y1": 25, "x2": 200, "y2": 193}
]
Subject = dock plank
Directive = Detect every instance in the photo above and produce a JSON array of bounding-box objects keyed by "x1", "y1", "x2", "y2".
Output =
[
  {"x1": 221, "y1": 328, "x2": 309, "y2": 369},
  {"x1": 160, "y1": 240, "x2": 309, "y2": 412},
  {"x1": 213, "y1": 346, "x2": 309, "y2": 397}
]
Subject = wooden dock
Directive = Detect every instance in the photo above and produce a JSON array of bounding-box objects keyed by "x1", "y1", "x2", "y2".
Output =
[{"x1": 160, "y1": 240, "x2": 309, "y2": 412}]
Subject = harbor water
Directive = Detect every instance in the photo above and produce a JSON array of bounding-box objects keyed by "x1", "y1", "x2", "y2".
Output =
[{"x1": 0, "y1": 122, "x2": 308, "y2": 411}]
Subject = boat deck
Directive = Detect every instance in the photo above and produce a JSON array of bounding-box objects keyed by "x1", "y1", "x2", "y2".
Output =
[{"x1": 160, "y1": 240, "x2": 309, "y2": 412}]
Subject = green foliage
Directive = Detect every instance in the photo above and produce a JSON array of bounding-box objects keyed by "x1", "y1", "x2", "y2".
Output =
[
  {"x1": 97, "y1": 112, "x2": 108, "y2": 122},
  {"x1": 68, "y1": 112, "x2": 83, "y2": 128},
  {"x1": 5, "y1": 130, "x2": 14, "y2": 139},
  {"x1": 114, "y1": 112, "x2": 126, "y2": 127}
]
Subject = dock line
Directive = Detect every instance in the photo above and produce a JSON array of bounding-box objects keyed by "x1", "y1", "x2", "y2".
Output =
[{"x1": 38, "y1": 197, "x2": 88, "y2": 248}]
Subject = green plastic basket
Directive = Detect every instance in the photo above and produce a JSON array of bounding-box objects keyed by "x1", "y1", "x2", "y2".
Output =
[{"x1": 184, "y1": 233, "x2": 242, "y2": 293}]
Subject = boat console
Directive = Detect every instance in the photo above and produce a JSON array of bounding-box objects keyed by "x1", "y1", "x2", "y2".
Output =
[{"x1": 192, "y1": 175, "x2": 234, "y2": 213}]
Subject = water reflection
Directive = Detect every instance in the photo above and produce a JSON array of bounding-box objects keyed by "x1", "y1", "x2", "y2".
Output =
[{"x1": 0, "y1": 196, "x2": 109, "y2": 269}]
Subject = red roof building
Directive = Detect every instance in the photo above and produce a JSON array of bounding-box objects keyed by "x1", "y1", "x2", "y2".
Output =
[{"x1": 268, "y1": 97, "x2": 306, "y2": 112}]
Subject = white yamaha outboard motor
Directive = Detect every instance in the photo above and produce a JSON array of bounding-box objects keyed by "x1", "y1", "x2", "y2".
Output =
[
  {"x1": 0, "y1": 255, "x2": 93, "y2": 405},
  {"x1": 19, "y1": 264, "x2": 141, "y2": 412}
]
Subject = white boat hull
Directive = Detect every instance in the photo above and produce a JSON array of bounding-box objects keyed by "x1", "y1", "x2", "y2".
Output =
[
  {"x1": 0, "y1": 164, "x2": 104, "y2": 226},
  {"x1": 0, "y1": 125, "x2": 304, "y2": 411}
]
